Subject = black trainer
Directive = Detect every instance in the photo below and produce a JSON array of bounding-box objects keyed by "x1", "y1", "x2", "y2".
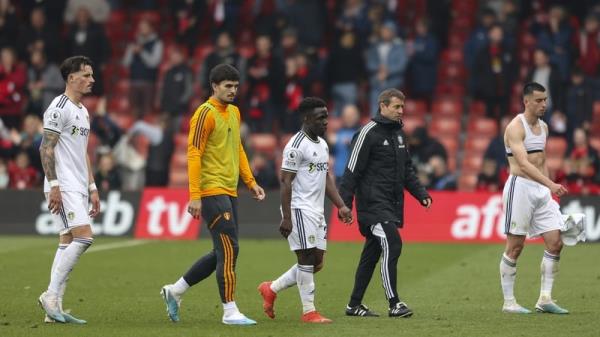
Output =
[
  {"x1": 345, "y1": 304, "x2": 379, "y2": 317},
  {"x1": 389, "y1": 302, "x2": 413, "y2": 318}
]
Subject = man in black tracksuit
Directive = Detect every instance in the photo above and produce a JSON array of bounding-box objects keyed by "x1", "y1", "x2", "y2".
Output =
[{"x1": 340, "y1": 88, "x2": 432, "y2": 318}]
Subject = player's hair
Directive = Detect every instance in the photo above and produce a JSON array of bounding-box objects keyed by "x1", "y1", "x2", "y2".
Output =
[
  {"x1": 523, "y1": 82, "x2": 546, "y2": 96},
  {"x1": 209, "y1": 63, "x2": 240, "y2": 85},
  {"x1": 378, "y1": 88, "x2": 405, "y2": 106},
  {"x1": 298, "y1": 97, "x2": 327, "y2": 117},
  {"x1": 60, "y1": 56, "x2": 93, "y2": 81}
]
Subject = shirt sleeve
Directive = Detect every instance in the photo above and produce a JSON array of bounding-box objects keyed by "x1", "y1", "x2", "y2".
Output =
[
  {"x1": 281, "y1": 142, "x2": 304, "y2": 173},
  {"x1": 187, "y1": 106, "x2": 215, "y2": 200},
  {"x1": 43, "y1": 107, "x2": 67, "y2": 134},
  {"x1": 236, "y1": 109, "x2": 256, "y2": 189}
]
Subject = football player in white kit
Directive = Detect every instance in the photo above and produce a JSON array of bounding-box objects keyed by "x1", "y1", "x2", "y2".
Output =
[
  {"x1": 38, "y1": 56, "x2": 100, "y2": 324},
  {"x1": 258, "y1": 97, "x2": 353, "y2": 323},
  {"x1": 500, "y1": 82, "x2": 569, "y2": 314}
]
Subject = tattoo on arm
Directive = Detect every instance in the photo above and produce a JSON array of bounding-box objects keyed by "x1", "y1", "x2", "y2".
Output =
[{"x1": 40, "y1": 131, "x2": 60, "y2": 181}]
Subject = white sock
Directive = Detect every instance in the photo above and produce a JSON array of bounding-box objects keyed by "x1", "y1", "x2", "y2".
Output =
[
  {"x1": 171, "y1": 277, "x2": 190, "y2": 295},
  {"x1": 222, "y1": 301, "x2": 239, "y2": 317},
  {"x1": 500, "y1": 253, "x2": 517, "y2": 302},
  {"x1": 50, "y1": 244, "x2": 68, "y2": 311},
  {"x1": 540, "y1": 251, "x2": 560, "y2": 300},
  {"x1": 48, "y1": 238, "x2": 93, "y2": 295},
  {"x1": 271, "y1": 264, "x2": 298, "y2": 293},
  {"x1": 297, "y1": 264, "x2": 315, "y2": 314}
]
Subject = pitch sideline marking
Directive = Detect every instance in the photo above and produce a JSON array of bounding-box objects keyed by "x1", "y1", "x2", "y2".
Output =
[{"x1": 87, "y1": 239, "x2": 151, "y2": 253}]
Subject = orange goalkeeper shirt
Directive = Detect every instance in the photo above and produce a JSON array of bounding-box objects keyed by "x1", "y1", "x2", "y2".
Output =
[{"x1": 187, "y1": 97, "x2": 256, "y2": 199}]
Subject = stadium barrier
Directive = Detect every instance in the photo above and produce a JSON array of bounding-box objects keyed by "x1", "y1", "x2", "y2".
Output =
[{"x1": 0, "y1": 190, "x2": 598, "y2": 243}]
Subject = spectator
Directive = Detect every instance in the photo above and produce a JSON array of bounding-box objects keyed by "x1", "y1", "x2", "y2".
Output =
[
  {"x1": 0, "y1": 157, "x2": 7, "y2": 188},
  {"x1": 464, "y1": 8, "x2": 497, "y2": 80},
  {"x1": 170, "y1": 0, "x2": 205, "y2": 53},
  {"x1": 425, "y1": 155, "x2": 456, "y2": 190},
  {"x1": 27, "y1": 50, "x2": 63, "y2": 116},
  {"x1": 328, "y1": 104, "x2": 360, "y2": 185},
  {"x1": 123, "y1": 18, "x2": 163, "y2": 117},
  {"x1": 13, "y1": 114, "x2": 43, "y2": 174},
  {"x1": 94, "y1": 152, "x2": 121, "y2": 192},
  {"x1": 533, "y1": 5, "x2": 574, "y2": 80},
  {"x1": 335, "y1": 0, "x2": 370, "y2": 45},
  {"x1": 200, "y1": 31, "x2": 243, "y2": 97},
  {"x1": 558, "y1": 128, "x2": 600, "y2": 194},
  {"x1": 8, "y1": 151, "x2": 38, "y2": 189},
  {"x1": 0, "y1": 47, "x2": 26, "y2": 129},
  {"x1": 250, "y1": 152, "x2": 278, "y2": 189},
  {"x1": 476, "y1": 158, "x2": 501, "y2": 192},
  {"x1": 426, "y1": 0, "x2": 451, "y2": 49},
  {"x1": 407, "y1": 18, "x2": 439, "y2": 103},
  {"x1": 65, "y1": 6, "x2": 110, "y2": 96},
  {"x1": 64, "y1": 0, "x2": 110, "y2": 24},
  {"x1": 472, "y1": 24, "x2": 516, "y2": 120},
  {"x1": 576, "y1": 14, "x2": 600, "y2": 77},
  {"x1": 280, "y1": 55, "x2": 304, "y2": 133},
  {"x1": 91, "y1": 97, "x2": 122, "y2": 148},
  {"x1": 245, "y1": 34, "x2": 285, "y2": 132},
  {"x1": 18, "y1": 6, "x2": 61, "y2": 63},
  {"x1": 497, "y1": 0, "x2": 519, "y2": 39},
  {"x1": 143, "y1": 117, "x2": 175, "y2": 187},
  {"x1": 526, "y1": 48, "x2": 563, "y2": 116},
  {"x1": 0, "y1": 0, "x2": 17, "y2": 49},
  {"x1": 366, "y1": 21, "x2": 408, "y2": 115},
  {"x1": 277, "y1": 0, "x2": 325, "y2": 49},
  {"x1": 565, "y1": 67, "x2": 594, "y2": 137},
  {"x1": 159, "y1": 45, "x2": 193, "y2": 130},
  {"x1": 326, "y1": 30, "x2": 364, "y2": 117},
  {"x1": 408, "y1": 126, "x2": 447, "y2": 168},
  {"x1": 484, "y1": 115, "x2": 511, "y2": 172}
]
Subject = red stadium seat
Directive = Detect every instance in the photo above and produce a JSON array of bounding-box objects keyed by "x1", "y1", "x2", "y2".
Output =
[
  {"x1": 468, "y1": 117, "x2": 498, "y2": 136},
  {"x1": 437, "y1": 63, "x2": 466, "y2": 82},
  {"x1": 250, "y1": 133, "x2": 278, "y2": 156},
  {"x1": 430, "y1": 117, "x2": 461, "y2": 136},
  {"x1": 108, "y1": 97, "x2": 131, "y2": 115},
  {"x1": 593, "y1": 101, "x2": 600, "y2": 118},
  {"x1": 546, "y1": 137, "x2": 567, "y2": 157},
  {"x1": 81, "y1": 96, "x2": 99, "y2": 114},
  {"x1": 404, "y1": 99, "x2": 427, "y2": 115},
  {"x1": 435, "y1": 135, "x2": 458, "y2": 155},
  {"x1": 193, "y1": 45, "x2": 214, "y2": 62},
  {"x1": 590, "y1": 136, "x2": 600, "y2": 151},
  {"x1": 280, "y1": 133, "x2": 294, "y2": 148},
  {"x1": 402, "y1": 115, "x2": 425, "y2": 134},
  {"x1": 434, "y1": 82, "x2": 466, "y2": 98},
  {"x1": 469, "y1": 100, "x2": 486, "y2": 116},
  {"x1": 432, "y1": 99, "x2": 464, "y2": 118},
  {"x1": 545, "y1": 156, "x2": 563, "y2": 174},
  {"x1": 464, "y1": 137, "x2": 491, "y2": 153},
  {"x1": 441, "y1": 48, "x2": 465, "y2": 64}
]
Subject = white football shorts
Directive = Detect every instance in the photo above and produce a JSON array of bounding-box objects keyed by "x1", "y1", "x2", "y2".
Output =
[
  {"x1": 45, "y1": 191, "x2": 91, "y2": 235},
  {"x1": 502, "y1": 175, "x2": 563, "y2": 238},
  {"x1": 288, "y1": 208, "x2": 327, "y2": 251}
]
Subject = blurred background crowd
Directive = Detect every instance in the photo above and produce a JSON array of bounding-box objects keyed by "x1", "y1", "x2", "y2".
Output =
[{"x1": 0, "y1": 0, "x2": 599, "y2": 194}]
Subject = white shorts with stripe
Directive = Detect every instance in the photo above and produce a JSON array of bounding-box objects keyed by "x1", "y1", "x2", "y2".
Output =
[
  {"x1": 502, "y1": 175, "x2": 563, "y2": 238},
  {"x1": 45, "y1": 191, "x2": 91, "y2": 235},
  {"x1": 288, "y1": 208, "x2": 327, "y2": 251}
]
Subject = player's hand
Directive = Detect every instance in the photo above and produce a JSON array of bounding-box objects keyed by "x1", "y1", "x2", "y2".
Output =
[
  {"x1": 89, "y1": 189, "x2": 100, "y2": 218},
  {"x1": 337, "y1": 206, "x2": 353, "y2": 225},
  {"x1": 421, "y1": 197, "x2": 432, "y2": 209},
  {"x1": 188, "y1": 199, "x2": 202, "y2": 219},
  {"x1": 250, "y1": 184, "x2": 266, "y2": 201},
  {"x1": 279, "y1": 218, "x2": 292, "y2": 238},
  {"x1": 48, "y1": 186, "x2": 63, "y2": 215},
  {"x1": 550, "y1": 183, "x2": 568, "y2": 197}
]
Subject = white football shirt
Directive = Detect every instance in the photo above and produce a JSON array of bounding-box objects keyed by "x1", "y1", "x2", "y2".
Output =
[
  {"x1": 42, "y1": 94, "x2": 91, "y2": 195},
  {"x1": 281, "y1": 131, "x2": 329, "y2": 215}
]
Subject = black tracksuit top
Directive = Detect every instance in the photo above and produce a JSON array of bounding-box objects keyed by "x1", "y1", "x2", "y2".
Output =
[{"x1": 339, "y1": 113, "x2": 431, "y2": 228}]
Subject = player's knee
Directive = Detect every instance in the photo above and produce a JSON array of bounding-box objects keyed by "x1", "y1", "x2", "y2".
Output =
[
  {"x1": 546, "y1": 240, "x2": 563, "y2": 255},
  {"x1": 506, "y1": 244, "x2": 524, "y2": 259}
]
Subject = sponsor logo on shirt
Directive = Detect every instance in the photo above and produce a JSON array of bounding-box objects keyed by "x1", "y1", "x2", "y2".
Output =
[{"x1": 308, "y1": 162, "x2": 328, "y2": 173}]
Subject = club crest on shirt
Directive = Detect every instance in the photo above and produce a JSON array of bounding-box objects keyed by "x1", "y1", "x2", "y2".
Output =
[
  {"x1": 68, "y1": 211, "x2": 75, "y2": 221},
  {"x1": 223, "y1": 212, "x2": 231, "y2": 221},
  {"x1": 308, "y1": 235, "x2": 316, "y2": 244}
]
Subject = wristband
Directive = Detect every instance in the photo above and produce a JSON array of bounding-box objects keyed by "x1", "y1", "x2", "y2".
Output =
[
  {"x1": 89, "y1": 183, "x2": 97, "y2": 191},
  {"x1": 49, "y1": 180, "x2": 59, "y2": 187}
]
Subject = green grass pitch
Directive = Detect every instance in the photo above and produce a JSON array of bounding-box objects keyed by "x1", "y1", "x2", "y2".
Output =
[{"x1": 0, "y1": 236, "x2": 597, "y2": 337}]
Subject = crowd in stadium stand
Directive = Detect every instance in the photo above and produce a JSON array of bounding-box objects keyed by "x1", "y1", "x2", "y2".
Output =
[{"x1": 0, "y1": 0, "x2": 599, "y2": 194}]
